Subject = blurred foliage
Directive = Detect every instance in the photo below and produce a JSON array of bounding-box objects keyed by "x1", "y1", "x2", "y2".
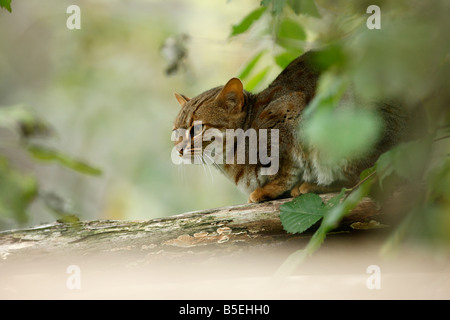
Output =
[
  {"x1": 0, "y1": 0, "x2": 448, "y2": 253},
  {"x1": 0, "y1": 0, "x2": 11, "y2": 13},
  {"x1": 0, "y1": 0, "x2": 255, "y2": 230},
  {"x1": 0, "y1": 105, "x2": 100, "y2": 228},
  {"x1": 230, "y1": 0, "x2": 450, "y2": 258},
  {"x1": 0, "y1": 156, "x2": 37, "y2": 225}
]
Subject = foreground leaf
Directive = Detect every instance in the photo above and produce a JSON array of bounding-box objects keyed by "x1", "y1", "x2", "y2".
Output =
[
  {"x1": 274, "y1": 51, "x2": 300, "y2": 69},
  {"x1": 280, "y1": 190, "x2": 345, "y2": 234},
  {"x1": 261, "y1": 0, "x2": 287, "y2": 16},
  {"x1": 0, "y1": 0, "x2": 12, "y2": 12},
  {"x1": 276, "y1": 183, "x2": 371, "y2": 277},
  {"x1": 244, "y1": 66, "x2": 271, "y2": 91},
  {"x1": 288, "y1": 0, "x2": 321, "y2": 17},
  {"x1": 304, "y1": 107, "x2": 382, "y2": 164},
  {"x1": 230, "y1": 7, "x2": 266, "y2": 37},
  {"x1": 278, "y1": 18, "x2": 306, "y2": 41},
  {"x1": 280, "y1": 193, "x2": 325, "y2": 234},
  {"x1": 238, "y1": 50, "x2": 266, "y2": 80},
  {"x1": 375, "y1": 138, "x2": 432, "y2": 189}
]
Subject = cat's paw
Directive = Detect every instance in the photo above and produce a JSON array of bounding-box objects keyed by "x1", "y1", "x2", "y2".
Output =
[
  {"x1": 290, "y1": 182, "x2": 313, "y2": 197},
  {"x1": 291, "y1": 182, "x2": 345, "y2": 196},
  {"x1": 248, "y1": 188, "x2": 272, "y2": 203}
]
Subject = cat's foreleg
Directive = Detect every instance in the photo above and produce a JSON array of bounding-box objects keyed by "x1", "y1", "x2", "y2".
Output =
[{"x1": 248, "y1": 166, "x2": 298, "y2": 203}]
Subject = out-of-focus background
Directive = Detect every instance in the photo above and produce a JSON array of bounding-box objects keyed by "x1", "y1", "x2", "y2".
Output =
[
  {"x1": 1, "y1": 0, "x2": 449, "y2": 245},
  {"x1": 1, "y1": 0, "x2": 449, "y2": 301},
  {"x1": 0, "y1": 0, "x2": 267, "y2": 229}
]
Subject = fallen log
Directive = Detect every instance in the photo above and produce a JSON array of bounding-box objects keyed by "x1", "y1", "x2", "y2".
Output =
[{"x1": 0, "y1": 194, "x2": 385, "y2": 262}]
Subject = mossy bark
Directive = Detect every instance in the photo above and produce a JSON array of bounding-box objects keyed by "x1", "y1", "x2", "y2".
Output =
[{"x1": 0, "y1": 194, "x2": 385, "y2": 262}]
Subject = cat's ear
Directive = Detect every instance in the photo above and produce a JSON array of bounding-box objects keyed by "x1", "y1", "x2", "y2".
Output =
[
  {"x1": 174, "y1": 92, "x2": 190, "y2": 107},
  {"x1": 216, "y1": 78, "x2": 244, "y2": 113}
]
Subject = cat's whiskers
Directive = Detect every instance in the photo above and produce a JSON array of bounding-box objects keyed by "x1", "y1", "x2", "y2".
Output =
[
  {"x1": 204, "y1": 151, "x2": 226, "y2": 177},
  {"x1": 194, "y1": 154, "x2": 214, "y2": 185},
  {"x1": 201, "y1": 153, "x2": 217, "y2": 184},
  {"x1": 204, "y1": 155, "x2": 215, "y2": 185},
  {"x1": 177, "y1": 158, "x2": 187, "y2": 184}
]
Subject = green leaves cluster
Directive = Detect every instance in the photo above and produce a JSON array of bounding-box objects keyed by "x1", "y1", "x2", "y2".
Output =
[
  {"x1": 279, "y1": 171, "x2": 373, "y2": 258},
  {"x1": 229, "y1": 0, "x2": 320, "y2": 91},
  {"x1": 277, "y1": 130, "x2": 450, "y2": 274},
  {"x1": 277, "y1": 174, "x2": 374, "y2": 276},
  {"x1": 231, "y1": 0, "x2": 450, "y2": 270},
  {"x1": 0, "y1": 106, "x2": 101, "y2": 229}
]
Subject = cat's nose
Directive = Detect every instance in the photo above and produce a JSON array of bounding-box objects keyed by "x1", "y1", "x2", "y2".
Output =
[{"x1": 175, "y1": 144, "x2": 184, "y2": 156}]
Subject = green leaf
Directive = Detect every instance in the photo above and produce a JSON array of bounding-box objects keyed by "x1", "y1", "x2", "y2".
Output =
[
  {"x1": 325, "y1": 180, "x2": 372, "y2": 229},
  {"x1": 276, "y1": 188, "x2": 347, "y2": 276},
  {"x1": 300, "y1": 0, "x2": 320, "y2": 18},
  {"x1": 287, "y1": 0, "x2": 302, "y2": 14},
  {"x1": 27, "y1": 145, "x2": 102, "y2": 176},
  {"x1": 274, "y1": 51, "x2": 299, "y2": 69},
  {"x1": 260, "y1": 0, "x2": 286, "y2": 16},
  {"x1": 280, "y1": 193, "x2": 326, "y2": 234},
  {"x1": 276, "y1": 19, "x2": 306, "y2": 53},
  {"x1": 310, "y1": 45, "x2": 347, "y2": 71},
  {"x1": 243, "y1": 66, "x2": 270, "y2": 91},
  {"x1": 288, "y1": 0, "x2": 321, "y2": 17},
  {"x1": 392, "y1": 139, "x2": 432, "y2": 181},
  {"x1": 0, "y1": 0, "x2": 12, "y2": 12},
  {"x1": 230, "y1": 7, "x2": 267, "y2": 37},
  {"x1": 301, "y1": 178, "x2": 373, "y2": 259},
  {"x1": 278, "y1": 19, "x2": 306, "y2": 41},
  {"x1": 280, "y1": 190, "x2": 345, "y2": 234},
  {"x1": 238, "y1": 50, "x2": 266, "y2": 80},
  {"x1": 359, "y1": 166, "x2": 376, "y2": 181},
  {"x1": 303, "y1": 72, "x2": 349, "y2": 118},
  {"x1": 304, "y1": 107, "x2": 382, "y2": 164},
  {"x1": 272, "y1": 0, "x2": 287, "y2": 16},
  {"x1": 375, "y1": 150, "x2": 394, "y2": 189},
  {"x1": 375, "y1": 138, "x2": 432, "y2": 189}
]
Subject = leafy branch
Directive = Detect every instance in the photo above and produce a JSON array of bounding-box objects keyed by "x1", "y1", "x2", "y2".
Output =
[
  {"x1": 277, "y1": 166, "x2": 375, "y2": 276},
  {"x1": 229, "y1": 0, "x2": 450, "y2": 273}
]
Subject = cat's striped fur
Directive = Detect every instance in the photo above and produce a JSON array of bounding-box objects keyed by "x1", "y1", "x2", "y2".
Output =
[{"x1": 173, "y1": 51, "x2": 406, "y2": 202}]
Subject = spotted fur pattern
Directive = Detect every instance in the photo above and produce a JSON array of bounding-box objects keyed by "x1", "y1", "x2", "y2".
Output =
[{"x1": 173, "y1": 51, "x2": 405, "y2": 203}]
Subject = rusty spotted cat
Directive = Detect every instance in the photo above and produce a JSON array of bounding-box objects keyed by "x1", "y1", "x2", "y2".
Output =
[{"x1": 172, "y1": 51, "x2": 405, "y2": 203}]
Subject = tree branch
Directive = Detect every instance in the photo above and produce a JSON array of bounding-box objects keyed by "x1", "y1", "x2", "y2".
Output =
[{"x1": 0, "y1": 193, "x2": 385, "y2": 262}]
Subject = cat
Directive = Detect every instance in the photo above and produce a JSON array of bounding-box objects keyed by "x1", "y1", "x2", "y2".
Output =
[{"x1": 172, "y1": 51, "x2": 406, "y2": 203}]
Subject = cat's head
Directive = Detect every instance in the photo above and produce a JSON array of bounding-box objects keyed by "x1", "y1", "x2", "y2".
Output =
[{"x1": 172, "y1": 78, "x2": 247, "y2": 159}]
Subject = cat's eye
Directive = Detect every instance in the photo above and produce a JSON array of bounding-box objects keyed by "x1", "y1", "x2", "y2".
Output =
[{"x1": 190, "y1": 123, "x2": 205, "y2": 137}]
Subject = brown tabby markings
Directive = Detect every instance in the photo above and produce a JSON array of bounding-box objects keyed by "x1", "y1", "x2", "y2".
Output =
[{"x1": 173, "y1": 51, "x2": 405, "y2": 203}]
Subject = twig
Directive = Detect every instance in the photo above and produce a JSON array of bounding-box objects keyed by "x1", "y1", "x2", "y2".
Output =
[
  {"x1": 434, "y1": 134, "x2": 450, "y2": 142},
  {"x1": 343, "y1": 170, "x2": 377, "y2": 200}
]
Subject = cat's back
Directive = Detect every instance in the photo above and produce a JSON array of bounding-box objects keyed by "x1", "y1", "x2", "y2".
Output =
[
  {"x1": 250, "y1": 52, "x2": 321, "y2": 128},
  {"x1": 266, "y1": 51, "x2": 320, "y2": 100}
]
